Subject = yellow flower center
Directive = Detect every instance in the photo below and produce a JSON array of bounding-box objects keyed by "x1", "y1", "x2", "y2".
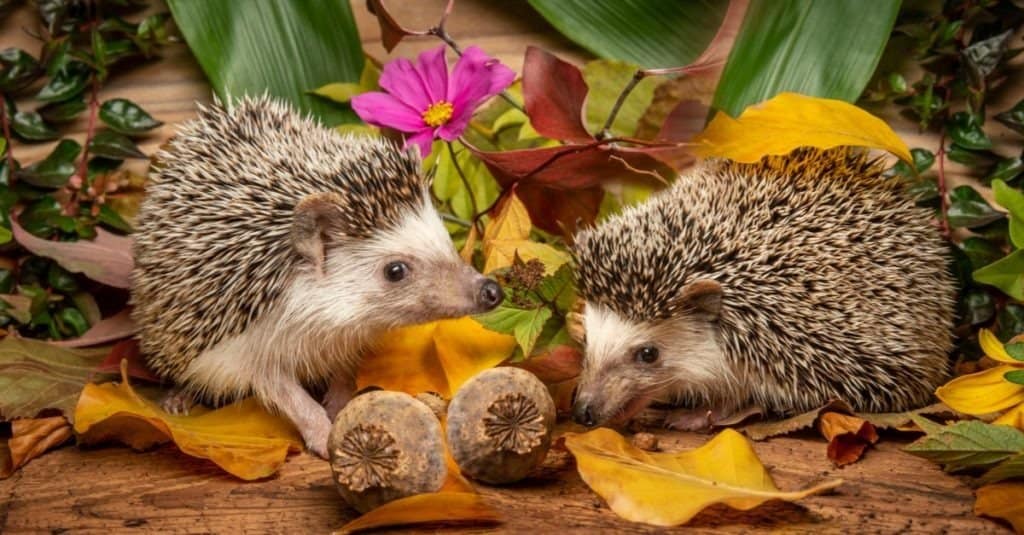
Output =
[{"x1": 422, "y1": 101, "x2": 454, "y2": 127}]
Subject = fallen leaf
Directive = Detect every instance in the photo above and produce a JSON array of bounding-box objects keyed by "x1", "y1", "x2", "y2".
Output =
[
  {"x1": 692, "y1": 92, "x2": 913, "y2": 164},
  {"x1": 818, "y1": 412, "x2": 878, "y2": 467},
  {"x1": 335, "y1": 492, "x2": 501, "y2": 534},
  {"x1": 740, "y1": 400, "x2": 853, "y2": 441},
  {"x1": 980, "y1": 453, "x2": 1024, "y2": 485},
  {"x1": 904, "y1": 417, "x2": 1024, "y2": 473},
  {"x1": 49, "y1": 308, "x2": 136, "y2": 348},
  {"x1": 11, "y1": 216, "x2": 133, "y2": 289},
  {"x1": 0, "y1": 337, "x2": 110, "y2": 422},
  {"x1": 74, "y1": 362, "x2": 302, "y2": 480},
  {"x1": 93, "y1": 339, "x2": 161, "y2": 382},
  {"x1": 481, "y1": 193, "x2": 570, "y2": 274},
  {"x1": 564, "y1": 427, "x2": 842, "y2": 526},
  {"x1": 1, "y1": 416, "x2": 73, "y2": 478},
  {"x1": 357, "y1": 317, "x2": 516, "y2": 398},
  {"x1": 975, "y1": 482, "x2": 1024, "y2": 533}
]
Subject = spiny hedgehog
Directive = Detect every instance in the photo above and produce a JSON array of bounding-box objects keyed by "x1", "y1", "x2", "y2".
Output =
[
  {"x1": 571, "y1": 147, "x2": 955, "y2": 429},
  {"x1": 131, "y1": 97, "x2": 502, "y2": 457}
]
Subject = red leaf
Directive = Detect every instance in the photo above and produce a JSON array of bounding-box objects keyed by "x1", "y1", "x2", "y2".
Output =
[
  {"x1": 678, "y1": 0, "x2": 750, "y2": 77},
  {"x1": 11, "y1": 217, "x2": 133, "y2": 289},
  {"x1": 50, "y1": 309, "x2": 136, "y2": 348},
  {"x1": 93, "y1": 339, "x2": 161, "y2": 382},
  {"x1": 522, "y1": 47, "x2": 593, "y2": 143},
  {"x1": 365, "y1": 0, "x2": 438, "y2": 52},
  {"x1": 656, "y1": 100, "x2": 707, "y2": 143},
  {"x1": 512, "y1": 345, "x2": 582, "y2": 383},
  {"x1": 515, "y1": 183, "x2": 604, "y2": 236}
]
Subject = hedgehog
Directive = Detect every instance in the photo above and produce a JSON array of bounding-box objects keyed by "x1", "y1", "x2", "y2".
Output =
[
  {"x1": 131, "y1": 97, "x2": 503, "y2": 457},
  {"x1": 570, "y1": 147, "x2": 955, "y2": 430}
]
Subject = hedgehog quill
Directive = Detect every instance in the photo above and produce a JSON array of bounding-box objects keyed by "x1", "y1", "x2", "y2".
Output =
[
  {"x1": 131, "y1": 97, "x2": 503, "y2": 457},
  {"x1": 571, "y1": 148, "x2": 955, "y2": 429}
]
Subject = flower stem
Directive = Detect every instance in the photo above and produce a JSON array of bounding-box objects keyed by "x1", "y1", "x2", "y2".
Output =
[{"x1": 447, "y1": 141, "x2": 484, "y2": 236}]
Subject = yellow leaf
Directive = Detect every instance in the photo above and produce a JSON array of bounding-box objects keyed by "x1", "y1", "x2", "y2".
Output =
[
  {"x1": 563, "y1": 428, "x2": 842, "y2": 527},
  {"x1": 73, "y1": 363, "x2": 302, "y2": 480},
  {"x1": 692, "y1": 92, "x2": 912, "y2": 164},
  {"x1": 459, "y1": 224, "x2": 478, "y2": 264},
  {"x1": 335, "y1": 124, "x2": 380, "y2": 137},
  {"x1": 335, "y1": 492, "x2": 500, "y2": 534},
  {"x1": 311, "y1": 82, "x2": 365, "y2": 104},
  {"x1": 480, "y1": 193, "x2": 570, "y2": 274},
  {"x1": 936, "y1": 365, "x2": 1024, "y2": 415},
  {"x1": 994, "y1": 403, "x2": 1024, "y2": 430},
  {"x1": 483, "y1": 194, "x2": 531, "y2": 245},
  {"x1": 975, "y1": 482, "x2": 1024, "y2": 533},
  {"x1": 980, "y1": 328, "x2": 1023, "y2": 364},
  {"x1": 357, "y1": 317, "x2": 516, "y2": 398}
]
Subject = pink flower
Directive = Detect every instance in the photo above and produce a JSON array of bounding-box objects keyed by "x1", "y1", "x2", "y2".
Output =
[{"x1": 351, "y1": 45, "x2": 516, "y2": 157}]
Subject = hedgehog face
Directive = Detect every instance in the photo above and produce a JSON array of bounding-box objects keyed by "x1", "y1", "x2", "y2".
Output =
[
  {"x1": 572, "y1": 281, "x2": 728, "y2": 427},
  {"x1": 307, "y1": 193, "x2": 502, "y2": 330}
]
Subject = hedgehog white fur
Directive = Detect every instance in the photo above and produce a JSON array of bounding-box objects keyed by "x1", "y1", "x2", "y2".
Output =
[
  {"x1": 131, "y1": 97, "x2": 502, "y2": 456},
  {"x1": 571, "y1": 148, "x2": 955, "y2": 429}
]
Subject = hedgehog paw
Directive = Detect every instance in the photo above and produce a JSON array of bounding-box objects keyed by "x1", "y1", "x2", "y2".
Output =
[
  {"x1": 161, "y1": 387, "x2": 197, "y2": 415},
  {"x1": 303, "y1": 418, "x2": 331, "y2": 459}
]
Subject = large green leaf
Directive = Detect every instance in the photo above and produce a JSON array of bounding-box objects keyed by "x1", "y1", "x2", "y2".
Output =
[
  {"x1": 713, "y1": 0, "x2": 900, "y2": 117},
  {"x1": 167, "y1": 0, "x2": 363, "y2": 126},
  {"x1": 528, "y1": 0, "x2": 728, "y2": 69}
]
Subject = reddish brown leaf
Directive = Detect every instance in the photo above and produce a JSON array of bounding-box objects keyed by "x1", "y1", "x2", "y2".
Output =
[
  {"x1": 50, "y1": 308, "x2": 136, "y2": 348},
  {"x1": 1, "y1": 416, "x2": 73, "y2": 479},
  {"x1": 656, "y1": 100, "x2": 708, "y2": 143},
  {"x1": 93, "y1": 339, "x2": 161, "y2": 382},
  {"x1": 681, "y1": 0, "x2": 750, "y2": 77},
  {"x1": 11, "y1": 216, "x2": 133, "y2": 289},
  {"x1": 522, "y1": 47, "x2": 592, "y2": 143},
  {"x1": 818, "y1": 412, "x2": 879, "y2": 467},
  {"x1": 365, "y1": 0, "x2": 434, "y2": 52},
  {"x1": 514, "y1": 182, "x2": 604, "y2": 236}
]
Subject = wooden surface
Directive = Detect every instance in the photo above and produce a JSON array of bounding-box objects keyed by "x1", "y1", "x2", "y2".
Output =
[{"x1": 1, "y1": 1, "x2": 1022, "y2": 533}]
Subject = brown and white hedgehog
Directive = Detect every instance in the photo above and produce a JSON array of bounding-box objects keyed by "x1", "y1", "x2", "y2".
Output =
[
  {"x1": 571, "y1": 148, "x2": 955, "y2": 429},
  {"x1": 131, "y1": 97, "x2": 502, "y2": 457}
]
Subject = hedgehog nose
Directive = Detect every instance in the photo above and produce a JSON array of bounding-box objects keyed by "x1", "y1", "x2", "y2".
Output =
[
  {"x1": 573, "y1": 403, "x2": 597, "y2": 427},
  {"x1": 477, "y1": 279, "x2": 503, "y2": 310}
]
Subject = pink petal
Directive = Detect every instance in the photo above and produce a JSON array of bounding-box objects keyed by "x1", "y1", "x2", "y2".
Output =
[
  {"x1": 404, "y1": 128, "x2": 437, "y2": 157},
  {"x1": 414, "y1": 45, "x2": 449, "y2": 104},
  {"x1": 379, "y1": 57, "x2": 432, "y2": 111},
  {"x1": 444, "y1": 46, "x2": 516, "y2": 138},
  {"x1": 351, "y1": 91, "x2": 426, "y2": 133}
]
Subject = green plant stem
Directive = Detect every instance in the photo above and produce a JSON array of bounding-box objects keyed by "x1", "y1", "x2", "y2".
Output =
[
  {"x1": 0, "y1": 93, "x2": 13, "y2": 174},
  {"x1": 447, "y1": 141, "x2": 485, "y2": 237},
  {"x1": 440, "y1": 212, "x2": 472, "y2": 228},
  {"x1": 598, "y1": 65, "x2": 693, "y2": 139}
]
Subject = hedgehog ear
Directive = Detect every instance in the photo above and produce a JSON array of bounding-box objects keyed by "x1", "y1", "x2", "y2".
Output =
[
  {"x1": 676, "y1": 279, "x2": 723, "y2": 320},
  {"x1": 292, "y1": 192, "x2": 343, "y2": 276}
]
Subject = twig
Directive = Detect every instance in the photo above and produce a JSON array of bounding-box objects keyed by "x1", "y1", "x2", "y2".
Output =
[
  {"x1": 428, "y1": 17, "x2": 524, "y2": 112},
  {"x1": 599, "y1": 65, "x2": 695, "y2": 139},
  {"x1": 447, "y1": 141, "x2": 484, "y2": 236},
  {"x1": 76, "y1": 75, "x2": 100, "y2": 197},
  {"x1": 0, "y1": 93, "x2": 13, "y2": 174},
  {"x1": 440, "y1": 212, "x2": 472, "y2": 227}
]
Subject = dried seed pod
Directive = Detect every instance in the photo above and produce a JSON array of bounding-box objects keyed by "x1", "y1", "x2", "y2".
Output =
[
  {"x1": 446, "y1": 367, "x2": 556, "y2": 484},
  {"x1": 414, "y1": 391, "x2": 449, "y2": 420},
  {"x1": 328, "y1": 391, "x2": 446, "y2": 512}
]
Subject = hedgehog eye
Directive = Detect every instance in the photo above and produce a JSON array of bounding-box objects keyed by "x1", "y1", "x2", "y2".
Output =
[
  {"x1": 384, "y1": 261, "x2": 408, "y2": 282},
  {"x1": 634, "y1": 346, "x2": 659, "y2": 364}
]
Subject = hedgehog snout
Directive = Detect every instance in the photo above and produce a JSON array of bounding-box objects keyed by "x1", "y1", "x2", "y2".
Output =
[{"x1": 476, "y1": 279, "x2": 503, "y2": 311}]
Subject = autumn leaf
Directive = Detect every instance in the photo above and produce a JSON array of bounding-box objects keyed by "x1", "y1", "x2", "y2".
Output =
[
  {"x1": 49, "y1": 308, "x2": 136, "y2": 348},
  {"x1": 93, "y1": 339, "x2": 161, "y2": 382},
  {"x1": 335, "y1": 492, "x2": 500, "y2": 534},
  {"x1": 817, "y1": 412, "x2": 878, "y2": 467},
  {"x1": 74, "y1": 363, "x2": 302, "y2": 480},
  {"x1": 692, "y1": 92, "x2": 913, "y2": 164},
  {"x1": 357, "y1": 317, "x2": 516, "y2": 398},
  {"x1": 481, "y1": 193, "x2": 570, "y2": 275},
  {"x1": 11, "y1": 215, "x2": 133, "y2": 289},
  {"x1": 975, "y1": 482, "x2": 1024, "y2": 533},
  {"x1": 904, "y1": 417, "x2": 1024, "y2": 473},
  {"x1": 0, "y1": 337, "x2": 110, "y2": 422},
  {"x1": 564, "y1": 428, "x2": 842, "y2": 526},
  {"x1": 1, "y1": 416, "x2": 73, "y2": 479}
]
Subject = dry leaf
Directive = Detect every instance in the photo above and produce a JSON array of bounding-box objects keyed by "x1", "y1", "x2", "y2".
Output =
[
  {"x1": 357, "y1": 317, "x2": 516, "y2": 398},
  {"x1": 818, "y1": 412, "x2": 878, "y2": 467},
  {"x1": 74, "y1": 362, "x2": 302, "y2": 480},
  {"x1": 692, "y1": 92, "x2": 913, "y2": 164},
  {"x1": 1, "y1": 416, "x2": 72, "y2": 478},
  {"x1": 740, "y1": 400, "x2": 854, "y2": 440},
  {"x1": 481, "y1": 193, "x2": 570, "y2": 275},
  {"x1": 459, "y1": 223, "x2": 479, "y2": 264},
  {"x1": 11, "y1": 217, "x2": 133, "y2": 289},
  {"x1": 335, "y1": 492, "x2": 501, "y2": 534},
  {"x1": 0, "y1": 337, "x2": 110, "y2": 422},
  {"x1": 975, "y1": 482, "x2": 1024, "y2": 533},
  {"x1": 564, "y1": 427, "x2": 842, "y2": 526}
]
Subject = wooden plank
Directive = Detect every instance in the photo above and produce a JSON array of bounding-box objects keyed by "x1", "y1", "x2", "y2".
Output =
[{"x1": 0, "y1": 427, "x2": 1005, "y2": 533}]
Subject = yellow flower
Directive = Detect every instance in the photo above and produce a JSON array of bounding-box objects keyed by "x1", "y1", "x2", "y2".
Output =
[{"x1": 936, "y1": 329, "x2": 1024, "y2": 424}]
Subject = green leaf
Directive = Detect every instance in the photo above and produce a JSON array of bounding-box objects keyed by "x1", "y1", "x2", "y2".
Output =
[
  {"x1": 16, "y1": 139, "x2": 81, "y2": 188},
  {"x1": 992, "y1": 180, "x2": 1024, "y2": 249},
  {"x1": 961, "y1": 237, "x2": 1004, "y2": 270},
  {"x1": 1004, "y1": 369, "x2": 1024, "y2": 385},
  {"x1": 475, "y1": 305, "x2": 553, "y2": 358},
  {"x1": 0, "y1": 337, "x2": 110, "y2": 421},
  {"x1": 0, "y1": 225, "x2": 10, "y2": 245},
  {"x1": 947, "y1": 143, "x2": 997, "y2": 168},
  {"x1": 988, "y1": 157, "x2": 1024, "y2": 185},
  {"x1": 910, "y1": 148, "x2": 936, "y2": 173},
  {"x1": 38, "y1": 97, "x2": 87, "y2": 123},
  {"x1": 36, "y1": 61, "x2": 89, "y2": 102},
  {"x1": 581, "y1": 59, "x2": 660, "y2": 138},
  {"x1": 961, "y1": 288, "x2": 995, "y2": 326},
  {"x1": 948, "y1": 111, "x2": 993, "y2": 150},
  {"x1": 0, "y1": 48, "x2": 41, "y2": 92},
  {"x1": 974, "y1": 249, "x2": 1024, "y2": 300},
  {"x1": 1000, "y1": 305, "x2": 1024, "y2": 342},
  {"x1": 12, "y1": 111, "x2": 59, "y2": 141},
  {"x1": 528, "y1": 0, "x2": 727, "y2": 69},
  {"x1": 904, "y1": 417, "x2": 1024, "y2": 472},
  {"x1": 996, "y1": 99, "x2": 1024, "y2": 135},
  {"x1": 99, "y1": 98, "x2": 163, "y2": 135},
  {"x1": 946, "y1": 185, "x2": 1003, "y2": 229},
  {"x1": 55, "y1": 306, "x2": 89, "y2": 337},
  {"x1": 97, "y1": 204, "x2": 133, "y2": 233},
  {"x1": 536, "y1": 263, "x2": 576, "y2": 312},
  {"x1": 713, "y1": 0, "x2": 899, "y2": 117},
  {"x1": 88, "y1": 130, "x2": 146, "y2": 159},
  {"x1": 979, "y1": 453, "x2": 1024, "y2": 485},
  {"x1": 167, "y1": 0, "x2": 364, "y2": 126}
]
